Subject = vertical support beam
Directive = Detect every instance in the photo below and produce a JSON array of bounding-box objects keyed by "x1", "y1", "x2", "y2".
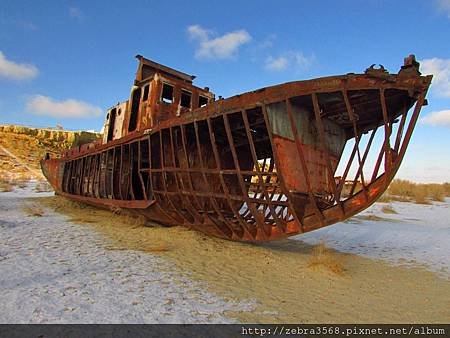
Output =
[
  {"x1": 179, "y1": 124, "x2": 205, "y2": 213},
  {"x1": 394, "y1": 102, "x2": 408, "y2": 153},
  {"x1": 88, "y1": 156, "x2": 94, "y2": 197},
  {"x1": 129, "y1": 145, "x2": 135, "y2": 200},
  {"x1": 371, "y1": 131, "x2": 386, "y2": 182},
  {"x1": 311, "y1": 93, "x2": 345, "y2": 215},
  {"x1": 92, "y1": 156, "x2": 98, "y2": 198},
  {"x1": 285, "y1": 98, "x2": 324, "y2": 223},
  {"x1": 189, "y1": 122, "x2": 236, "y2": 238},
  {"x1": 222, "y1": 113, "x2": 271, "y2": 238},
  {"x1": 349, "y1": 125, "x2": 378, "y2": 196},
  {"x1": 206, "y1": 118, "x2": 256, "y2": 239},
  {"x1": 262, "y1": 103, "x2": 303, "y2": 232},
  {"x1": 148, "y1": 133, "x2": 182, "y2": 224},
  {"x1": 137, "y1": 140, "x2": 148, "y2": 200},
  {"x1": 111, "y1": 148, "x2": 116, "y2": 199},
  {"x1": 96, "y1": 154, "x2": 101, "y2": 198},
  {"x1": 89, "y1": 155, "x2": 95, "y2": 197},
  {"x1": 91, "y1": 154, "x2": 98, "y2": 198},
  {"x1": 100, "y1": 152, "x2": 106, "y2": 198},
  {"x1": 380, "y1": 89, "x2": 392, "y2": 173},
  {"x1": 335, "y1": 141, "x2": 357, "y2": 198},
  {"x1": 64, "y1": 161, "x2": 72, "y2": 193},
  {"x1": 168, "y1": 126, "x2": 201, "y2": 222},
  {"x1": 147, "y1": 135, "x2": 154, "y2": 198},
  {"x1": 342, "y1": 90, "x2": 368, "y2": 200},
  {"x1": 119, "y1": 146, "x2": 124, "y2": 200},
  {"x1": 241, "y1": 109, "x2": 285, "y2": 232},
  {"x1": 159, "y1": 130, "x2": 191, "y2": 224},
  {"x1": 78, "y1": 157, "x2": 85, "y2": 196}
]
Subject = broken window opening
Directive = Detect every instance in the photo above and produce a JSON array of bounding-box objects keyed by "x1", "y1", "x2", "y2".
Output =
[
  {"x1": 161, "y1": 83, "x2": 174, "y2": 104},
  {"x1": 180, "y1": 89, "x2": 192, "y2": 109},
  {"x1": 131, "y1": 142, "x2": 144, "y2": 200},
  {"x1": 143, "y1": 85, "x2": 150, "y2": 102},
  {"x1": 199, "y1": 95, "x2": 208, "y2": 108},
  {"x1": 128, "y1": 88, "x2": 141, "y2": 132},
  {"x1": 107, "y1": 108, "x2": 117, "y2": 142}
]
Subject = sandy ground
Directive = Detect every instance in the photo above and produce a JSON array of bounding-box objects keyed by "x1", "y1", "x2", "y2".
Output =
[{"x1": 1, "y1": 183, "x2": 449, "y2": 323}]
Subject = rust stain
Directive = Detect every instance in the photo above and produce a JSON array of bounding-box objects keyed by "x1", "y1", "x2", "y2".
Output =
[{"x1": 41, "y1": 54, "x2": 432, "y2": 241}]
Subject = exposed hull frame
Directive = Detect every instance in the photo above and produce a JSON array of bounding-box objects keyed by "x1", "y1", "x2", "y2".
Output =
[{"x1": 41, "y1": 60, "x2": 432, "y2": 241}]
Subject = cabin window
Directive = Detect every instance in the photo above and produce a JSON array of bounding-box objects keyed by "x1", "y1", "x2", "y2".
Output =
[
  {"x1": 129, "y1": 87, "x2": 141, "y2": 132},
  {"x1": 142, "y1": 85, "x2": 150, "y2": 101},
  {"x1": 180, "y1": 89, "x2": 192, "y2": 108},
  {"x1": 161, "y1": 83, "x2": 174, "y2": 104},
  {"x1": 199, "y1": 95, "x2": 208, "y2": 108},
  {"x1": 107, "y1": 108, "x2": 117, "y2": 142}
]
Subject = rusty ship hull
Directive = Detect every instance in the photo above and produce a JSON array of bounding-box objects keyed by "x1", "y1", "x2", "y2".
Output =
[{"x1": 41, "y1": 55, "x2": 432, "y2": 241}]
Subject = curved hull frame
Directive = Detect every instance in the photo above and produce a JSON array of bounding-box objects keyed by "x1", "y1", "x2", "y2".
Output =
[{"x1": 41, "y1": 63, "x2": 432, "y2": 241}]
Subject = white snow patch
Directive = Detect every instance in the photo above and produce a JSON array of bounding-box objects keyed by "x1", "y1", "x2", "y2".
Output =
[
  {"x1": 295, "y1": 199, "x2": 450, "y2": 278},
  {"x1": 0, "y1": 184, "x2": 255, "y2": 323}
]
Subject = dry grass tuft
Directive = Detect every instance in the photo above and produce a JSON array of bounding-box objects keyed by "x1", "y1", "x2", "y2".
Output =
[
  {"x1": 386, "y1": 179, "x2": 449, "y2": 204},
  {"x1": 443, "y1": 183, "x2": 450, "y2": 197},
  {"x1": 388, "y1": 179, "x2": 416, "y2": 200},
  {"x1": 428, "y1": 184, "x2": 446, "y2": 202},
  {"x1": 23, "y1": 203, "x2": 44, "y2": 217},
  {"x1": 308, "y1": 243, "x2": 345, "y2": 276},
  {"x1": 413, "y1": 186, "x2": 430, "y2": 205},
  {"x1": 381, "y1": 204, "x2": 397, "y2": 214}
]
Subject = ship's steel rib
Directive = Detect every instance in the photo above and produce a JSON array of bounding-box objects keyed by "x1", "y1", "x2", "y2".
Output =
[{"x1": 40, "y1": 58, "x2": 433, "y2": 241}]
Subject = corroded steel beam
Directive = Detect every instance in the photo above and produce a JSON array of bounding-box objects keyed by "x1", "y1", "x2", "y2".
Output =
[{"x1": 41, "y1": 55, "x2": 432, "y2": 241}]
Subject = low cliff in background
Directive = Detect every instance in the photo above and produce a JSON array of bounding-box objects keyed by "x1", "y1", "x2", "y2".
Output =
[
  {"x1": 0, "y1": 125, "x2": 102, "y2": 182},
  {"x1": 0, "y1": 125, "x2": 101, "y2": 149}
]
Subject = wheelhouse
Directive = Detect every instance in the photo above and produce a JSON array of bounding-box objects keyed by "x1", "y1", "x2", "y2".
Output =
[{"x1": 102, "y1": 55, "x2": 215, "y2": 143}]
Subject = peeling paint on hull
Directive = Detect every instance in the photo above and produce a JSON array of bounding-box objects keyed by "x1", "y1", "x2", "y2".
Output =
[{"x1": 41, "y1": 55, "x2": 432, "y2": 241}]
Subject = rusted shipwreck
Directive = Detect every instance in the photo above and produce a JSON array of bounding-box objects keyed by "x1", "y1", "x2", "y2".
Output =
[{"x1": 41, "y1": 55, "x2": 432, "y2": 241}]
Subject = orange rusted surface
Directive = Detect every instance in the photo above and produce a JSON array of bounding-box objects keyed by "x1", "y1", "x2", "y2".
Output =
[{"x1": 41, "y1": 54, "x2": 432, "y2": 241}]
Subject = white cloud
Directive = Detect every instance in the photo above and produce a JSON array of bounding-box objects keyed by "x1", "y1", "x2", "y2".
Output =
[
  {"x1": 265, "y1": 56, "x2": 288, "y2": 71},
  {"x1": 26, "y1": 95, "x2": 102, "y2": 119},
  {"x1": 187, "y1": 25, "x2": 210, "y2": 42},
  {"x1": 421, "y1": 58, "x2": 450, "y2": 98},
  {"x1": 69, "y1": 7, "x2": 85, "y2": 20},
  {"x1": 421, "y1": 109, "x2": 450, "y2": 127},
  {"x1": 436, "y1": 0, "x2": 450, "y2": 18},
  {"x1": 0, "y1": 51, "x2": 39, "y2": 81},
  {"x1": 265, "y1": 51, "x2": 315, "y2": 72},
  {"x1": 187, "y1": 25, "x2": 251, "y2": 60}
]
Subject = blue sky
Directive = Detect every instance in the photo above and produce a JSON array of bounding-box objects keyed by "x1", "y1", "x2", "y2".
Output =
[{"x1": 1, "y1": 0, "x2": 450, "y2": 182}]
